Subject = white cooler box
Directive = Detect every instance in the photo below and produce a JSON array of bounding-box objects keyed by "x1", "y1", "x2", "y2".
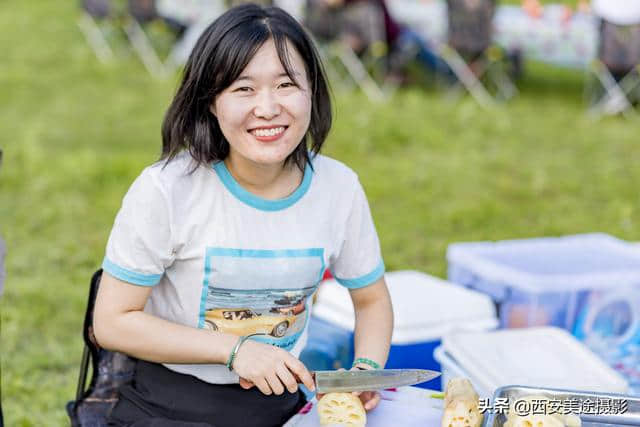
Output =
[
  {"x1": 300, "y1": 270, "x2": 498, "y2": 391},
  {"x1": 446, "y1": 233, "x2": 640, "y2": 393},
  {"x1": 434, "y1": 326, "x2": 629, "y2": 399}
]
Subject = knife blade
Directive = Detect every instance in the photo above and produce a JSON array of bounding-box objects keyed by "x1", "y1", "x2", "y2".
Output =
[{"x1": 313, "y1": 369, "x2": 440, "y2": 393}]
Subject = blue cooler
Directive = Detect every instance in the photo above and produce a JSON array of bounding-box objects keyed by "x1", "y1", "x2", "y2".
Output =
[
  {"x1": 446, "y1": 233, "x2": 640, "y2": 395},
  {"x1": 300, "y1": 270, "x2": 498, "y2": 391}
]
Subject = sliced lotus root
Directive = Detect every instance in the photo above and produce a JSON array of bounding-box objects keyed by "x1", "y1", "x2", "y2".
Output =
[
  {"x1": 317, "y1": 392, "x2": 367, "y2": 427},
  {"x1": 441, "y1": 378, "x2": 483, "y2": 427}
]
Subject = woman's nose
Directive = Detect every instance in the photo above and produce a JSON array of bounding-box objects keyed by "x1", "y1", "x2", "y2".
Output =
[{"x1": 253, "y1": 90, "x2": 281, "y2": 119}]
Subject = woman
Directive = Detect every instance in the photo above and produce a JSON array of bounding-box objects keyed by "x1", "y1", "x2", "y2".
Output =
[{"x1": 94, "y1": 4, "x2": 393, "y2": 426}]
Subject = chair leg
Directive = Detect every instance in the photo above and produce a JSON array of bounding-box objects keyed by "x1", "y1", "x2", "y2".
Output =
[
  {"x1": 123, "y1": 18, "x2": 169, "y2": 78},
  {"x1": 618, "y1": 69, "x2": 640, "y2": 102},
  {"x1": 618, "y1": 72, "x2": 640, "y2": 118},
  {"x1": 331, "y1": 42, "x2": 387, "y2": 102},
  {"x1": 307, "y1": 33, "x2": 364, "y2": 94},
  {"x1": 77, "y1": 12, "x2": 115, "y2": 63},
  {"x1": 315, "y1": 42, "x2": 353, "y2": 91},
  {"x1": 76, "y1": 345, "x2": 91, "y2": 401},
  {"x1": 584, "y1": 61, "x2": 601, "y2": 108},
  {"x1": 437, "y1": 44, "x2": 496, "y2": 108},
  {"x1": 485, "y1": 53, "x2": 518, "y2": 101},
  {"x1": 589, "y1": 61, "x2": 634, "y2": 117}
]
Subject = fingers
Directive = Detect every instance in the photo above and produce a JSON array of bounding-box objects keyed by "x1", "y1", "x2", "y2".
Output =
[
  {"x1": 360, "y1": 391, "x2": 381, "y2": 411},
  {"x1": 254, "y1": 377, "x2": 273, "y2": 396},
  {"x1": 239, "y1": 378, "x2": 254, "y2": 389},
  {"x1": 284, "y1": 357, "x2": 315, "y2": 392},
  {"x1": 266, "y1": 372, "x2": 285, "y2": 395},
  {"x1": 233, "y1": 341, "x2": 313, "y2": 396},
  {"x1": 276, "y1": 363, "x2": 299, "y2": 394}
]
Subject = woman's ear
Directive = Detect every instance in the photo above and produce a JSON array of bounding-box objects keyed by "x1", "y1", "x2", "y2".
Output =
[{"x1": 209, "y1": 103, "x2": 216, "y2": 116}]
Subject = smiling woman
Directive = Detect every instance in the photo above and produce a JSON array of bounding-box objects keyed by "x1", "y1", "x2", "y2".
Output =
[{"x1": 92, "y1": 3, "x2": 393, "y2": 427}]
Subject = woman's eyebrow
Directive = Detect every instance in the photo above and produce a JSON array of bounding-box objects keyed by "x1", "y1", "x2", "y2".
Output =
[
  {"x1": 235, "y1": 71, "x2": 301, "y2": 82},
  {"x1": 278, "y1": 71, "x2": 301, "y2": 78}
]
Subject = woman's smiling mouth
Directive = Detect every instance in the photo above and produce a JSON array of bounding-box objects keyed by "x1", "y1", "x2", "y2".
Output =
[{"x1": 249, "y1": 126, "x2": 288, "y2": 142}]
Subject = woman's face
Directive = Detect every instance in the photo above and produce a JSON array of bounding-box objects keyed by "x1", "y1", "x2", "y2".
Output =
[{"x1": 212, "y1": 38, "x2": 312, "y2": 169}]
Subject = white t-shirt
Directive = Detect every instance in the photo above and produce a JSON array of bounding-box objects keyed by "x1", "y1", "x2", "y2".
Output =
[{"x1": 103, "y1": 152, "x2": 385, "y2": 384}]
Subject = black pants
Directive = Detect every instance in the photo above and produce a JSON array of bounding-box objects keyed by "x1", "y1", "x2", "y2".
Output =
[{"x1": 108, "y1": 360, "x2": 307, "y2": 427}]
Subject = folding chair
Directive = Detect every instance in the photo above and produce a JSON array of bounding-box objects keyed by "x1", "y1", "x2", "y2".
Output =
[
  {"x1": 78, "y1": 0, "x2": 218, "y2": 78},
  {"x1": 66, "y1": 269, "x2": 136, "y2": 426},
  {"x1": 127, "y1": 0, "x2": 223, "y2": 78},
  {"x1": 304, "y1": 0, "x2": 388, "y2": 102},
  {"x1": 439, "y1": 0, "x2": 517, "y2": 107},
  {"x1": 586, "y1": 21, "x2": 640, "y2": 117},
  {"x1": 77, "y1": 0, "x2": 117, "y2": 63},
  {"x1": 77, "y1": 0, "x2": 175, "y2": 77}
]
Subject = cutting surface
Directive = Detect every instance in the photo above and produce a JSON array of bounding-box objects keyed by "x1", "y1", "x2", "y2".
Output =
[{"x1": 284, "y1": 387, "x2": 444, "y2": 427}]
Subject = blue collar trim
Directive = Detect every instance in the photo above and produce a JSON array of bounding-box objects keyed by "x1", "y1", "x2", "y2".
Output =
[{"x1": 213, "y1": 160, "x2": 312, "y2": 211}]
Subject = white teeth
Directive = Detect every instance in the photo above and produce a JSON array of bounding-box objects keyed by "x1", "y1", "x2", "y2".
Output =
[{"x1": 253, "y1": 127, "x2": 285, "y2": 137}]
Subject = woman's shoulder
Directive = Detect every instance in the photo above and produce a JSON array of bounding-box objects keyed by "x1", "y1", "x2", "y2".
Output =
[
  {"x1": 144, "y1": 151, "x2": 210, "y2": 187},
  {"x1": 311, "y1": 153, "x2": 359, "y2": 186}
]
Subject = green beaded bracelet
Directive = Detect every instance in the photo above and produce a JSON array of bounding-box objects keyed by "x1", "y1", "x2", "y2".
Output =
[{"x1": 352, "y1": 357, "x2": 381, "y2": 370}]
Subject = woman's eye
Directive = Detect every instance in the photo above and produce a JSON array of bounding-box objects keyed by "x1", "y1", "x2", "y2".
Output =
[
  {"x1": 233, "y1": 86, "x2": 252, "y2": 93},
  {"x1": 279, "y1": 82, "x2": 296, "y2": 89}
]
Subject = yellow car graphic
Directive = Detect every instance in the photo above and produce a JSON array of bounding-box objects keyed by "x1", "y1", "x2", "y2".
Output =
[{"x1": 204, "y1": 308, "x2": 297, "y2": 338}]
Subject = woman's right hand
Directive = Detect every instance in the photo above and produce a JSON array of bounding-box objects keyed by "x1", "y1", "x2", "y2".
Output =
[{"x1": 232, "y1": 339, "x2": 315, "y2": 396}]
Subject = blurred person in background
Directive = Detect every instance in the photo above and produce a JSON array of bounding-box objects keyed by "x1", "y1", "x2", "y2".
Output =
[
  {"x1": 305, "y1": 0, "x2": 386, "y2": 55},
  {"x1": 591, "y1": 0, "x2": 640, "y2": 87},
  {"x1": 307, "y1": 0, "x2": 448, "y2": 82},
  {"x1": 521, "y1": 0, "x2": 640, "y2": 24},
  {"x1": 524, "y1": 0, "x2": 640, "y2": 82},
  {"x1": 590, "y1": 0, "x2": 640, "y2": 26},
  {"x1": 522, "y1": 0, "x2": 590, "y2": 22}
]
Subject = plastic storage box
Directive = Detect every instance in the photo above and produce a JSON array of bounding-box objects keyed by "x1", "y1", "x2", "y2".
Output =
[
  {"x1": 300, "y1": 270, "x2": 498, "y2": 390},
  {"x1": 434, "y1": 327, "x2": 629, "y2": 399},
  {"x1": 447, "y1": 233, "x2": 640, "y2": 393}
]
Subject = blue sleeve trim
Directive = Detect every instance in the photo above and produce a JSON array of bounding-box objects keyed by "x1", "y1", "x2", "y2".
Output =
[
  {"x1": 333, "y1": 260, "x2": 385, "y2": 289},
  {"x1": 102, "y1": 257, "x2": 162, "y2": 286}
]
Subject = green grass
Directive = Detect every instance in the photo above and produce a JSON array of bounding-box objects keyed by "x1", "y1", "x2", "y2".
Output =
[{"x1": 1, "y1": 0, "x2": 639, "y2": 425}]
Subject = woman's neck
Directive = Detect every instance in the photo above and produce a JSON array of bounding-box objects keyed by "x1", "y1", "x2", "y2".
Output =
[{"x1": 223, "y1": 155, "x2": 302, "y2": 200}]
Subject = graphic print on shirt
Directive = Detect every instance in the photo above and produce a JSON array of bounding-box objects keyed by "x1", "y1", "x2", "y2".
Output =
[{"x1": 200, "y1": 248, "x2": 325, "y2": 351}]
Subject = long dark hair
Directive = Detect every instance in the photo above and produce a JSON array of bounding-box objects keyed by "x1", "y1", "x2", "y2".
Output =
[{"x1": 161, "y1": 4, "x2": 332, "y2": 172}]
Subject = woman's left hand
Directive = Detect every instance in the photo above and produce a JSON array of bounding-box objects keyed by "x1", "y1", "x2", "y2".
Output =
[{"x1": 352, "y1": 388, "x2": 381, "y2": 411}]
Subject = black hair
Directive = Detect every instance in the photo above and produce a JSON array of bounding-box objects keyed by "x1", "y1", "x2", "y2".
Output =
[{"x1": 161, "y1": 3, "x2": 332, "y2": 172}]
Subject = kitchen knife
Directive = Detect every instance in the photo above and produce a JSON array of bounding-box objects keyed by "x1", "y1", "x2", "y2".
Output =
[{"x1": 313, "y1": 369, "x2": 440, "y2": 393}]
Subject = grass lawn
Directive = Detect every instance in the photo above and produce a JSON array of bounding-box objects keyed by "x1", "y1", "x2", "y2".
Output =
[{"x1": 1, "y1": 0, "x2": 639, "y2": 425}]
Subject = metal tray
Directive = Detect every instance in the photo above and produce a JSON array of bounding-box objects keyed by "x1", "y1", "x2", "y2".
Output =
[{"x1": 483, "y1": 385, "x2": 640, "y2": 426}]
